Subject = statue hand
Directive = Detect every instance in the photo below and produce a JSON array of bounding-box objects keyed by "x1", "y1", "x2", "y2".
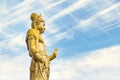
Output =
[
  {"x1": 49, "y1": 48, "x2": 58, "y2": 61},
  {"x1": 53, "y1": 48, "x2": 58, "y2": 57},
  {"x1": 34, "y1": 53, "x2": 46, "y2": 63}
]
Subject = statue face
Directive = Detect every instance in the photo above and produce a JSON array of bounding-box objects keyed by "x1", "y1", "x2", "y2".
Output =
[{"x1": 36, "y1": 20, "x2": 46, "y2": 33}]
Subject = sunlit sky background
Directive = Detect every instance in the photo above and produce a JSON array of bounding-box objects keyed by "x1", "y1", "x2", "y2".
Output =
[{"x1": 0, "y1": 0, "x2": 120, "y2": 80}]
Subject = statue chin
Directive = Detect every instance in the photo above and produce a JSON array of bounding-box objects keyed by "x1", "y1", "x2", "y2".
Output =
[
  {"x1": 41, "y1": 31, "x2": 44, "y2": 33},
  {"x1": 40, "y1": 30, "x2": 45, "y2": 33},
  {"x1": 38, "y1": 29, "x2": 45, "y2": 34}
]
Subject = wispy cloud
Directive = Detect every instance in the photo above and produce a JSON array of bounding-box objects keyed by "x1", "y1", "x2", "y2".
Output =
[
  {"x1": 50, "y1": 45, "x2": 120, "y2": 80},
  {"x1": 46, "y1": 0, "x2": 65, "y2": 9},
  {"x1": 77, "y1": 2, "x2": 120, "y2": 28},
  {"x1": 48, "y1": 0, "x2": 90, "y2": 23},
  {"x1": 45, "y1": 2, "x2": 120, "y2": 46},
  {"x1": 0, "y1": 44, "x2": 119, "y2": 80},
  {"x1": 97, "y1": 3, "x2": 119, "y2": 15},
  {"x1": 0, "y1": 32, "x2": 26, "y2": 52},
  {"x1": 0, "y1": 6, "x2": 31, "y2": 29},
  {"x1": 0, "y1": 53, "x2": 30, "y2": 80}
]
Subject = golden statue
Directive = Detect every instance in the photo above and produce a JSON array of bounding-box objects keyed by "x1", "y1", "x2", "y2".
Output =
[{"x1": 26, "y1": 13, "x2": 58, "y2": 80}]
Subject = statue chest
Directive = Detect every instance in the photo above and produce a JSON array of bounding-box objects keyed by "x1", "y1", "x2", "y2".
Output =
[{"x1": 36, "y1": 36, "x2": 46, "y2": 52}]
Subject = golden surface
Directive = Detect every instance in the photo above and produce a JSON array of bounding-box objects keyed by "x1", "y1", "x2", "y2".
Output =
[{"x1": 26, "y1": 13, "x2": 58, "y2": 80}]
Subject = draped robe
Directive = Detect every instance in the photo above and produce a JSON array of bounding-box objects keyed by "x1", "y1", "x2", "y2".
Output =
[{"x1": 26, "y1": 29, "x2": 50, "y2": 80}]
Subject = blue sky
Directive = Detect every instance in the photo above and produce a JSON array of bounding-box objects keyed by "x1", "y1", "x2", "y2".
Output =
[{"x1": 0, "y1": 0, "x2": 120, "y2": 80}]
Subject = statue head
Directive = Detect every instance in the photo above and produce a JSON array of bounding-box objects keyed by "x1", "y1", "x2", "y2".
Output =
[{"x1": 31, "y1": 13, "x2": 45, "y2": 34}]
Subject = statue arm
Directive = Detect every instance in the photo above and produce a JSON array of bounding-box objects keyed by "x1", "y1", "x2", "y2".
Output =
[
  {"x1": 27, "y1": 36, "x2": 45, "y2": 63},
  {"x1": 27, "y1": 36, "x2": 38, "y2": 54},
  {"x1": 49, "y1": 48, "x2": 58, "y2": 61}
]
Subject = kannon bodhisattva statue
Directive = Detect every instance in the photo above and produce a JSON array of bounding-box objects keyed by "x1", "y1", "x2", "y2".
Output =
[{"x1": 26, "y1": 13, "x2": 58, "y2": 80}]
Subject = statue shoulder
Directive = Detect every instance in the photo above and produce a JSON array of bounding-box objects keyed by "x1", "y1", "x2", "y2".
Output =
[
  {"x1": 26, "y1": 29, "x2": 39, "y2": 39},
  {"x1": 26, "y1": 29, "x2": 36, "y2": 37},
  {"x1": 27, "y1": 28, "x2": 36, "y2": 34}
]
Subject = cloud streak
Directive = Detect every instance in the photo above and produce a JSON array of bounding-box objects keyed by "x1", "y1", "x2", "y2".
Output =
[
  {"x1": 50, "y1": 45, "x2": 120, "y2": 80},
  {"x1": 46, "y1": 0, "x2": 65, "y2": 10},
  {"x1": 0, "y1": 53, "x2": 30, "y2": 80},
  {"x1": 48, "y1": 0, "x2": 90, "y2": 23},
  {"x1": 45, "y1": 2, "x2": 120, "y2": 46},
  {"x1": 0, "y1": 44, "x2": 120, "y2": 80},
  {"x1": 77, "y1": 2, "x2": 120, "y2": 28}
]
